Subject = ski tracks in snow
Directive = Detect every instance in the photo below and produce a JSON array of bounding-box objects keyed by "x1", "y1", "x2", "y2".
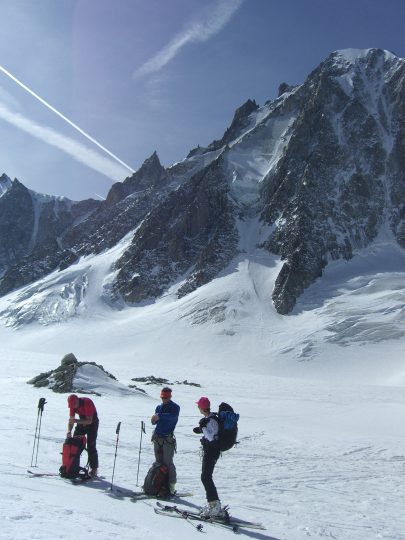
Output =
[{"x1": 228, "y1": 437, "x2": 405, "y2": 539}]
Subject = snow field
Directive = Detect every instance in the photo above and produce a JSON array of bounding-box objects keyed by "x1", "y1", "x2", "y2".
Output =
[
  {"x1": 0, "y1": 209, "x2": 404, "y2": 538},
  {"x1": 1, "y1": 352, "x2": 404, "y2": 540}
]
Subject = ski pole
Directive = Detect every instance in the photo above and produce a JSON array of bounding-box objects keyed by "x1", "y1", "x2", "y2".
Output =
[
  {"x1": 30, "y1": 397, "x2": 46, "y2": 467},
  {"x1": 30, "y1": 403, "x2": 41, "y2": 467},
  {"x1": 34, "y1": 397, "x2": 47, "y2": 467},
  {"x1": 136, "y1": 420, "x2": 146, "y2": 486},
  {"x1": 110, "y1": 421, "x2": 121, "y2": 491}
]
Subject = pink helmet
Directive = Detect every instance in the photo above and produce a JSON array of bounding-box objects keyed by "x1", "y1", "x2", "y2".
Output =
[{"x1": 196, "y1": 396, "x2": 210, "y2": 409}]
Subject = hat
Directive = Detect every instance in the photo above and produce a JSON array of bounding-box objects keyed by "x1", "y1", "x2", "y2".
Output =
[
  {"x1": 196, "y1": 396, "x2": 210, "y2": 409},
  {"x1": 67, "y1": 394, "x2": 78, "y2": 408}
]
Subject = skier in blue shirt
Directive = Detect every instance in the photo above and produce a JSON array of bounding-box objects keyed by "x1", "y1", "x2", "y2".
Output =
[{"x1": 151, "y1": 387, "x2": 180, "y2": 495}]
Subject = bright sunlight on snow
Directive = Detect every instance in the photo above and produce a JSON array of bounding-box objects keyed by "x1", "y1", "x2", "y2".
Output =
[{"x1": 0, "y1": 217, "x2": 404, "y2": 540}]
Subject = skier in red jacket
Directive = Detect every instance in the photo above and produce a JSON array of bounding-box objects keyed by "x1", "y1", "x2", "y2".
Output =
[{"x1": 67, "y1": 394, "x2": 99, "y2": 477}]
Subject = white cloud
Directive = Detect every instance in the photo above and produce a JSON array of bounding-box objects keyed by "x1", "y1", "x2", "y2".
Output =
[
  {"x1": 133, "y1": 0, "x2": 244, "y2": 80},
  {"x1": 0, "y1": 85, "x2": 20, "y2": 110},
  {"x1": 0, "y1": 103, "x2": 130, "y2": 182}
]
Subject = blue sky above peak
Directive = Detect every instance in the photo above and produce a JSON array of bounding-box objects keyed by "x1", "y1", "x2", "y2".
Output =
[{"x1": 0, "y1": 0, "x2": 404, "y2": 200}]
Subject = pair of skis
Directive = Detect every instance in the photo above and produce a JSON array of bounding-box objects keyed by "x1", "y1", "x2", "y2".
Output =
[
  {"x1": 154, "y1": 501, "x2": 266, "y2": 533},
  {"x1": 27, "y1": 469, "x2": 100, "y2": 484},
  {"x1": 27, "y1": 471, "x2": 191, "y2": 500},
  {"x1": 27, "y1": 471, "x2": 265, "y2": 533},
  {"x1": 113, "y1": 488, "x2": 193, "y2": 501}
]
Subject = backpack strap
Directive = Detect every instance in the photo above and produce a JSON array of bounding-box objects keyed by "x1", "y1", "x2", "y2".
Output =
[{"x1": 209, "y1": 413, "x2": 220, "y2": 442}]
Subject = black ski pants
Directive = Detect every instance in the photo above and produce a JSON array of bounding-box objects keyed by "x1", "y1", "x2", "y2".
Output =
[
  {"x1": 201, "y1": 443, "x2": 220, "y2": 502},
  {"x1": 74, "y1": 416, "x2": 99, "y2": 469}
]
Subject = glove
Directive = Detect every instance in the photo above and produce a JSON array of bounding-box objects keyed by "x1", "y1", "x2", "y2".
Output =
[
  {"x1": 193, "y1": 426, "x2": 202, "y2": 434},
  {"x1": 199, "y1": 417, "x2": 209, "y2": 428},
  {"x1": 66, "y1": 431, "x2": 72, "y2": 438}
]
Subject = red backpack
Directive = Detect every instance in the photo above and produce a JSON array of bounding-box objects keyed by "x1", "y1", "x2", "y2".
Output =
[
  {"x1": 59, "y1": 435, "x2": 90, "y2": 480},
  {"x1": 143, "y1": 462, "x2": 169, "y2": 496}
]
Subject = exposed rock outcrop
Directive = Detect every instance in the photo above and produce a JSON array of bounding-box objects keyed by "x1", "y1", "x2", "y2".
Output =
[
  {"x1": 112, "y1": 157, "x2": 239, "y2": 303},
  {"x1": 27, "y1": 352, "x2": 116, "y2": 395},
  {"x1": 2, "y1": 48, "x2": 405, "y2": 317},
  {"x1": 260, "y1": 49, "x2": 405, "y2": 312}
]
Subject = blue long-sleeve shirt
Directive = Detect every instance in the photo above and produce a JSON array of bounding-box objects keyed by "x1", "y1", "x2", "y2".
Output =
[{"x1": 153, "y1": 400, "x2": 180, "y2": 436}]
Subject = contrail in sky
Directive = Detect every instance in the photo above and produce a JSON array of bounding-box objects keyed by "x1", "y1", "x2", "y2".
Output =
[
  {"x1": 0, "y1": 64, "x2": 135, "y2": 174},
  {"x1": 0, "y1": 103, "x2": 131, "y2": 181},
  {"x1": 134, "y1": 0, "x2": 244, "y2": 79}
]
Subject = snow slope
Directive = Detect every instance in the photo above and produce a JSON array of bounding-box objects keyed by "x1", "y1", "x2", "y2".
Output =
[{"x1": 0, "y1": 219, "x2": 405, "y2": 539}]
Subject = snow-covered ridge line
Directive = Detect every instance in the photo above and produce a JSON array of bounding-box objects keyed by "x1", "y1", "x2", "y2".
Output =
[
  {"x1": 1, "y1": 48, "x2": 405, "y2": 318},
  {"x1": 333, "y1": 47, "x2": 400, "y2": 65}
]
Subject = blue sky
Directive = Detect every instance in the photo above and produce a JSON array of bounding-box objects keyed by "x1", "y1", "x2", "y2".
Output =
[{"x1": 0, "y1": 0, "x2": 404, "y2": 200}]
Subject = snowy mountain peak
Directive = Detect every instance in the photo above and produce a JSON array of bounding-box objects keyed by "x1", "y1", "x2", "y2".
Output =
[
  {"x1": 333, "y1": 48, "x2": 376, "y2": 64},
  {"x1": 141, "y1": 150, "x2": 163, "y2": 171},
  {"x1": 329, "y1": 48, "x2": 401, "y2": 71},
  {"x1": 0, "y1": 172, "x2": 11, "y2": 182},
  {"x1": 136, "y1": 150, "x2": 166, "y2": 181},
  {"x1": 1, "y1": 49, "x2": 405, "y2": 321},
  {"x1": 0, "y1": 173, "x2": 13, "y2": 198},
  {"x1": 105, "y1": 150, "x2": 166, "y2": 207}
]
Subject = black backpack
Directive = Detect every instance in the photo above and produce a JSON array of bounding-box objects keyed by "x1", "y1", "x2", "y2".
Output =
[
  {"x1": 215, "y1": 402, "x2": 239, "y2": 452},
  {"x1": 143, "y1": 462, "x2": 169, "y2": 496},
  {"x1": 59, "y1": 435, "x2": 90, "y2": 480}
]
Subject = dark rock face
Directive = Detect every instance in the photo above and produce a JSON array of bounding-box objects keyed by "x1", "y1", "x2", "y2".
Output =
[
  {"x1": 112, "y1": 157, "x2": 239, "y2": 303},
  {"x1": 208, "y1": 99, "x2": 259, "y2": 152},
  {"x1": 130, "y1": 375, "x2": 201, "y2": 387},
  {"x1": 0, "y1": 148, "x2": 237, "y2": 304},
  {"x1": 278, "y1": 82, "x2": 297, "y2": 96},
  {"x1": 0, "y1": 180, "x2": 100, "y2": 293},
  {"x1": 2, "y1": 49, "x2": 405, "y2": 317},
  {"x1": 386, "y1": 62, "x2": 405, "y2": 247},
  {"x1": 63, "y1": 152, "x2": 172, "y2": 256},
  {"x1": 186, "y1": 99, "x2": 259, "y2": 158},
  {"x1": 104, "y1": 151, "x2": 164, "y2": 206},
  {"x1": 27, "y1": 352, "x2": 117, "y2": 394},
  {"x1": 260, "y1": 49, "x2": 405, "y2": 313},
  {"x1": 0, "y1": 153, "x2": 174, "y2": 295},
  {"x1": 61, "y1": 353, "x2": 79, "y2": 367},
  {"x1": 0, "y1": 180, "x2": 35, "y2": 276}
]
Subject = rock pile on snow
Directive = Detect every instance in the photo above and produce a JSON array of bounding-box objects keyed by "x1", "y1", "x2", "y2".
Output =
[
  {"x1": 27, "y1": 352, "x2": 144, "y2": 397},
  {"x1": 131, "y1": 375, "x2": 201, "y2": 387}
]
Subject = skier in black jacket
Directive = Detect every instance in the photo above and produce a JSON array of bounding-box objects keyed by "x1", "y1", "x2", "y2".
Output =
[{"x1": 193, "y1": 396, "x2": 223, "y2": 518}]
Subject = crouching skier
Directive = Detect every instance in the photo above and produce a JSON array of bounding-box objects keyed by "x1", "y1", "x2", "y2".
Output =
[
  {"x1": 193, "y1": 396, "x2": 224, "y2": 518},
  {"x1": 67, "y1": 394, "x2": 99, "y2": 477}
]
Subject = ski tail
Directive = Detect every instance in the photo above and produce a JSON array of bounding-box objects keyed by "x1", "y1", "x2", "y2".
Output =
[
  {"x1": 155, "y1": 501, "x2": 266, "y2": 530},
  {"x1": 27, "y1": 469, "x2": 58, "y2": 477}
]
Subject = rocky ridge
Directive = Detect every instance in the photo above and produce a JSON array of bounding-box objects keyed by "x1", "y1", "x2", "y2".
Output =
[
  {"x1": 1, "y1": 48, "x2": 405, "y2": 315},
  {"x1": 260, "y1": 48, "x2": 405, "y2": 312},
  {"x1": 27, "y1": 352, "x2": 116, "y2": 394}
]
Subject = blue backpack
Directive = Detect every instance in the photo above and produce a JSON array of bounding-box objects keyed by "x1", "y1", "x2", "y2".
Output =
[{"x1": 215, "y1": 402, "x2": 239, "y2": 452}]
